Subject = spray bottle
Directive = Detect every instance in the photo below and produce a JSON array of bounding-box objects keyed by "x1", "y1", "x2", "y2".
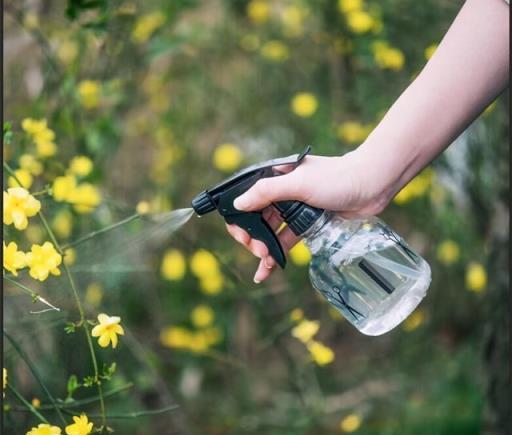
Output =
[{"x1": 191, "y1": 146, "x2": 431, "y2": 335}]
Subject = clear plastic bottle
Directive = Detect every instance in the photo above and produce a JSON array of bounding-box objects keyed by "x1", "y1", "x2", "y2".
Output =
[{"x1": 303, "y1": 211, "x2": 431, "y2": 336}]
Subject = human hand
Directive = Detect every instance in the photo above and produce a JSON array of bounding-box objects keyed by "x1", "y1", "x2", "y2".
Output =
[{"x1": 226, "y1": 148, "x2": 396, "y2": 283}]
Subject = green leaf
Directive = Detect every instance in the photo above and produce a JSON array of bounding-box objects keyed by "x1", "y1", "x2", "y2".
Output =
[
  {"x1": 3, "y1": 121, "x2": 12, "y2": 145},
  {"x1": 64, "y1": 322, "x2": 76, "y2": 334},
  {"x1": 66, "y1": 374, "x2": 81, "y2": 399}
]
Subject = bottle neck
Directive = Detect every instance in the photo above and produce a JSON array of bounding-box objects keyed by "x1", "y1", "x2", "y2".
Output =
[{"x1": 301, "y1": 210, "x2": 334, "y2": 240}]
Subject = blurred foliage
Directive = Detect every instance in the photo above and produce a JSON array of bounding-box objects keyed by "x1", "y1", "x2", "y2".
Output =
[{"x1": 2, "y1": 0, "x2": 509, "y2": 434}]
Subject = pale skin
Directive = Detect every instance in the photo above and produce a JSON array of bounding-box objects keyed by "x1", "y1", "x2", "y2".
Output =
[{"x1": 227, "y1": 0, "x2": 510, "y2": 283}]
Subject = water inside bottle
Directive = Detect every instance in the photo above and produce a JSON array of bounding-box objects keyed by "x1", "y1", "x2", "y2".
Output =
[{"x1": 308, "y1": 217, "x2": 431, "y2": 336}]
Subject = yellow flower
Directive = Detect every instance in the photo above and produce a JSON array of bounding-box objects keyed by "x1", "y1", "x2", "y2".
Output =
[
  {"x1": 213, "y1": 143, "x2": 243, "y2": 172},
  {"x1": 160, "y1": 326, "x2": 222, "y2": 352},
  {"x1": 191, "y1": 305, "x2": 215, "y2": 328},
  {"x1": 289, "y1": 241, "x2": 311, "y2": 266},
  {"x1": 160, "y1": 326, "x2": 192, "y2": 349},
  {"x1": 190, "y1": 249, "x2": 220, "y2": 277},
  {"x1": 393, "y1": 169, "x2": 433, "y2": 205},
  {"x1": 199, "y1": 273, "x2": 224, "y2": 295},
  {"x1": 91, "y1": 313, "x2": 125, "y2": 348},
  {"x1": 52, "y1": 209, "x2": 73, "y2": 239},
  {"x1": 69, "y1": 156, "x2": 93, "y2": 177},
  {"x1": 3, "y1": 368, "x2": 7, "y2": 397},
  {"x1": 26, "y1": 423, "x2": 62, "y2": 435},
  {"x1": 346, "y1": 10, "x2": 373, "y2": 34},
  {"x1": 32, "y1": 398, "x2": 41, "y2": 408},
  {"x1": 424, "y1": 43, "x2": 438, "y2": 60},
  {"x1": 52, "y1": 175, "x2": 77, "y2": 202},
  {"x1": 3, "y1": 242, "x2": 26, "y2": 276},
  {"x1": 136, "y1": 201, "x2": 150, "y2": 214},
  {"x1": 436, "y1": 240, "x2": 460, "y2": 265},
  {"x1": 85, "y1": 283, "x2": 103, "y2": 307},
  {"x1": 338, "y1": 0, "x2": 363, "y2": 14},
  {"x1": 200, "y1": 326, "x2": 223, "y2": 347},
  {"x1": 3, "y1": 187, "x2": 41, "y2": 230},
  {"x1": 402, "y1": 308, "x2": 426, "y2": 332},
  {"x1": 8, "y1": 169, "x2": 33, "y2": 189},
  {"x1": 306, "y1": 340, "x2": 335, "y2": 366},
  {"x1": 189, "y1": 328, "x2": 223, "y2": 352},
  {"x1": 466, "y1": 262, "x2": 487, "y2": 292},
  {"x1": 65, "y1": 414, "x2": 93, "y2": 435},
  {"x1": 26, "y1": 224, "x2": 44, "y2": 244},
  {"x1": 372, "y1": 41, "x2": 405, "y2": 71},
  {"x1": 337, "y1": 121, "x2": 372, "y2": 144},
  {"x1": 247, "y1": 0, "x2": 269, "y2": 24},
  {"x1": 291, "y1": 319, "x2": 319, "y2": 343},
  {"x1": 25, "y1": 242, "x2": 62, "y2": 281},
  {"x1": 291, "y1": 92, "x2": 318, "y2": 118},
  {"x1": 22, "y1": 118, "x2": 57, "y2": 157},
  {"x1": 260, "y1": 40, "x2": 289, "y2": 62},
  {"x1": 131, "y1": 11, "x2": 166, "y2": 43},
  {"x1": 64, "y1": 248, "x2": 76, "y2": 266},
  {"x1": 289, "y1": 308, "x2": 304, "y2": 323},
  {"x1": 340, "y1": 413, "x2": 362, "y2": 432},
  {"x1": 57, "y1": 40, "x2": 79, "y2": 65},
  {"x1": 19, "y1": 154, "x2": 43, "y2": 176},
  {"x1": 70, "y1": 183, "x2": 101, "y2": 214},
  {"x1": 281, "y1": 6, "x2": 308, "y2": 38},
  {"x1": 161, "y1": 249, "x2": 186, "y2": 280},
  {"x1": 190, "y1": 250, "x2": 224, "y2": 294},
  {"x1": 78, "y1": 80, "x2": 101, "y2": 109}
]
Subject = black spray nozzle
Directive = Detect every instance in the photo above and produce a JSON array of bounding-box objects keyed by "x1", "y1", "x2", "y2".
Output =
[
  {"x1": 191, "y1": 146, "x2": 324, "y2": 269},
  {"x1": 191, "y1": 191, "x2": 215, "y2": 215}
]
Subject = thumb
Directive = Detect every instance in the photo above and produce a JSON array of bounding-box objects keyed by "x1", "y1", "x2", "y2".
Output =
[{"x1": 233, "y1": 174, "x2": 304, "y2": 211}]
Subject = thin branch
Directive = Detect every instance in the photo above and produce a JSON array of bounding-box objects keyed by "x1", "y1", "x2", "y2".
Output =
[
  {"x1": 61, "y1": 213, "x2": 141, "y2": 250},
  {"x1": 11, "y1": 383, "x2": 135, "y2": 411},
  {"x1": 4, "y1": 331, "x2": 66, "y2": 426},
  {"x1": 4, "y1": 275, "x2": 61, "y2": 313},
  {"x1": 6, "y1": 157, "x2": 108, "y2": 427},
  {"x1": 7, "y1": 383, "x2": 49, "y2": 423},
  {"x1": 61, "y1": 404, "x2": 179, "y2": 419}
]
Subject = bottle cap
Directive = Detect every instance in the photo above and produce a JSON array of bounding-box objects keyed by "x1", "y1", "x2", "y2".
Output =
[{"x1": 274, "y1": 201, "x2": 324, "y2": 236}]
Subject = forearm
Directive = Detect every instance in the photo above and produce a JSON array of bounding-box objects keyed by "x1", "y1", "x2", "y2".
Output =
[{"x1": 356, "y1": 0, "x2": 509, "y2": 201}]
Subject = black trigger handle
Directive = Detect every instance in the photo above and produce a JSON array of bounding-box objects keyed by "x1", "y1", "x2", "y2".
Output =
[{"x1": 224, "y1": 212, "x2": 286, "y2": 268}]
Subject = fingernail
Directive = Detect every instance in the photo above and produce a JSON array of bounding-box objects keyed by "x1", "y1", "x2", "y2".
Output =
[
  {"x1": 234, "y1": 195, "x2": 249, "y2": 210},
  {"x1": 253, "y1": 277, "x2": 261, "y2": 284}
]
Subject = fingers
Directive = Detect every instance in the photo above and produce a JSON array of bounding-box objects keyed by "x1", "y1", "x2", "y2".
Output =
[
  {"x1": 226, "y1": 207, "x2": 302, "y2": 284},
  {"x1": 253, "y1": 258, "x2": 274, "y2": 283},
  {"x1": 233, "y1": 172, "x2": 304, "y2": 212},
  {"x1": 252, "y1": 226, "x2": 301, "y2": 282}
]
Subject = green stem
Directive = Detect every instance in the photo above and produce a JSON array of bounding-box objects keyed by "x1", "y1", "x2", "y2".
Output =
[
  {"x1": 4, "y1": 331, "x2": 66, "y2": 426},
  {"x1": 3, "y1": 161, "x2": 21, "y2": 183},
  {"x1": 62, "y1": 262, "x2": 106, "y2": 427},
  {"x1": 61, "y1": 404, "x2": 179, "y2": 419},
  {"x1": 7, "y1": 383, "x2": 49, "y2": 424},
  {"x1": 61, "y1": 213, "x2": 141, "y2": 250},
  {"x1": 38, "y1": 211, "x2": 63, "y2": 255},
  {"x1": 4, "y1": 160, "x2": 107, "y2": 427},
  {"x1": 13, "y1": 383, "x2": 134, "y2": 410},
  {"x1": 32, "y1": 188, "x2": 51, "y2": 197},
  {"x1": 3, "y1": 275, "x2": 61, "y2": 313}
]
